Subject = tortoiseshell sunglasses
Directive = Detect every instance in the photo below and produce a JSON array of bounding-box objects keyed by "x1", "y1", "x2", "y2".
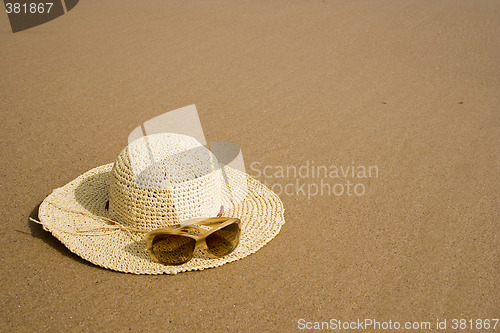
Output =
[{"x1": 145, "y1": 217, "x2": 241, "y2": 265}]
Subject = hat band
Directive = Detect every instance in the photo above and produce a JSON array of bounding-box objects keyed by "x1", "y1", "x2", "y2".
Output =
[{"x1": 34, "y1": 201, "x2": 148, "y2": 240}]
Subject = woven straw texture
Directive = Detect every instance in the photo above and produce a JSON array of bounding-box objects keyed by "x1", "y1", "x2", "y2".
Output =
[{"x1": 37, "y1": 133, "x2": 285, "y2": 274}]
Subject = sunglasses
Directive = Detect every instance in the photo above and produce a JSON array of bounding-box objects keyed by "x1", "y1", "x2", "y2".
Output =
[{"x1": 145, "y1": 217, "x2": 241, "y2": 265}]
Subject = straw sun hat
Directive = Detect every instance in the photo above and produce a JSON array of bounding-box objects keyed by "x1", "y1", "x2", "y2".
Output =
[{"x1": 35, "y1": 133, "x2": 285, "y2": 274}]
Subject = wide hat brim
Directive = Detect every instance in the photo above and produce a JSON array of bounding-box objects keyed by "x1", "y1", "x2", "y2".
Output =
[{"x1": 37, "y1": 163, "x2": 285, "y2": 274}]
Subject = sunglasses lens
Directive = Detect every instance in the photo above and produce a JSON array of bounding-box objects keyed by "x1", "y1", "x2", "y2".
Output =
[
  {"x1": 206, "y1": 222, "x2": 240, "y2": 257},
  {"x1": 152, "y1": 235, "x2": 196, "y2": 265}
]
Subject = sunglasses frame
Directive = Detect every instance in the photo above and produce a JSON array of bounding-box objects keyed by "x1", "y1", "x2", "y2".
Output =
[{"x1": 145, "y1": 217, "x2": 241, "y2": 265}]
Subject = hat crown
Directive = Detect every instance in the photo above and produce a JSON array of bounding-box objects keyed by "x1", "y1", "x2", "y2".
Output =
[{"x1": 108, "y1": 133, "x2": 223, "y2": 230}]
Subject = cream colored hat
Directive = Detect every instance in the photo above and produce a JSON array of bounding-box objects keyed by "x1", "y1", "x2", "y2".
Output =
[{"x1": 36, "y1": 133, "x2": 285, "y2": 274}]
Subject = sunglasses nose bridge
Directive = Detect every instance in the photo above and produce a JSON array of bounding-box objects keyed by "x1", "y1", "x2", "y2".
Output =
[{"x1": 195, "y1": 237, "x2": 205, "y2": 247}]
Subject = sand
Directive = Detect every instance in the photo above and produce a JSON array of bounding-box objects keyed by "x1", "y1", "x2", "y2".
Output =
[{"x1": 1, "y1": 0, "x2": 498, "y2": 331}]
